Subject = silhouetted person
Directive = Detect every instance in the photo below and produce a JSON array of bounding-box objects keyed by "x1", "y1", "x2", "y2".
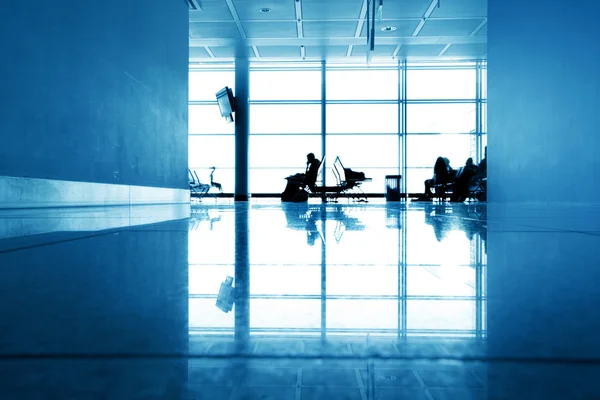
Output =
[
  {"x1": 281, "y1": 152, "x2": 320, "y2": 202},
  {"x1": 305, "y1": 153, "x2": 321, "y2": 188},
  {"x1": 451, "y1": 157, "x2": 480, "y2": 202},
  {"x1": 418, "y1": 157, "x2": 452, "y2": 201}
]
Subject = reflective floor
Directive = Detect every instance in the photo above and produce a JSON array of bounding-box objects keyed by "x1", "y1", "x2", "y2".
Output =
[{"x1": 1, "y1": 200, "x2": 599, "y2": 399}]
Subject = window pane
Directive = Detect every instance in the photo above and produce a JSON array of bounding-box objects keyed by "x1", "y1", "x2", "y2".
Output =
[
  {"x1": 189, "y1": 70, "x2": 235, "y2": 101},
  {"x1": 189, "y1": 135, "x2": 235, "y2": 168},
  {"x1": 189, "y1": 105, "x2": 235, "y2": 134},
  {"x1": 327, "y1": 69, "x2": 398, "y2": 100},
  {"x1": 250, "y1": 70, "x2": 321, "y2": 101},
  {"x1": 407, "y1": 300, "x2": 475, "y2": 331},
  {"x1": 407, "y1": 103, "x2": 475, "y2": 133},
  {"x1": 250, "y1": 135, "x2": 321, "y2": 168},
  {"x1": 324, "y1": 167, "x2": 399, "y2": 194},
  {"x1": 251, "y1": 104, "x2": 321, "y2": 134},
  {"x1": 190, "y1": 167, "x2": 234, "y2": 193},
  {"x1": 482, "y1": 68, "x2": 487, "y2": 98},
  {"x1": 406, "y1": 134, "x2": 474, "y2": 168},
  {"x1": 406, "y1": 168, "x2": 432, "y2": 194},
  {"x1": 407, "y1": 69, "x2": 476, "y2": 99},
  {"x1": 326, "y1": 135, "x2": 398, "y2": 167},
  {"x1": 250, "y1": 167, "x2": 309, "y2": 193},
  {"x1": 327, "y1": 104, "x2": 398, "y2": 134}
]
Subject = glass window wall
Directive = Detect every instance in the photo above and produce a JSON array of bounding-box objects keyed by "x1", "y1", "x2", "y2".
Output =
[{"x1": 187, "y1": 63, "x2": 486, "y2": 195}]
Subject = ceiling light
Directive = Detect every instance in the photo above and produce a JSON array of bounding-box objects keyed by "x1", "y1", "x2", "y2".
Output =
[
  {"x1": 381, "y1": 26, "x2": 397, "y2": 32},
  {"x1": 260, "y1": 7, "x2": 271, "y2": 13}
]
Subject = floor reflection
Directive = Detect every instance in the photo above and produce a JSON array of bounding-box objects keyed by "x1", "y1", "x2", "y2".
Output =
[{"x1": 188, "y1": 202, "x2": 487, "y2": 341}]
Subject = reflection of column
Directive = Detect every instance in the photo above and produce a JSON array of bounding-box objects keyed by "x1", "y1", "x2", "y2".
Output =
[
  {"x1": 399, "y1": 206, "x2": 407, "y2": 338},
  {"x1": 320, "y1": 207, "x2": 327, "y2": 341},
  {"x1": 234, "y1": 50, "x2": 250, "y2": 202},
  {"x1": 475, "y1": 234, "x2": 483, "y2": 338},
  {"x1": 321, "y1": 61, "x2": 327, "y2": 188},
  {"x1": 234, "y1": 202, "x2": 250, "y2": 351}
]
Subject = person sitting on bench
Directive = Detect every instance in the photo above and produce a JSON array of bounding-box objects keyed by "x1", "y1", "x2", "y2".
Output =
[
  {"x1": 417, "y1": 157, "x2": 453, "y2": 201},
  {"x1": 451, "y1": 157, "x2": 479, "y2": 202},
  {"x1": 281, "y1": 153, "x2": 321, "y2": 202}
]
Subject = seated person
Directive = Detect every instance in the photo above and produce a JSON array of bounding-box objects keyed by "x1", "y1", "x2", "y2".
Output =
[
  {"x1": 451, "y1": 157, "x2": 480, "y2": 202},
  {"x1": 418, "y1": 157, "x2": 453, "y2": 201},
  {"x1": 304, "y1": 153, "x2": 321, "y2": 188},
  {"x1": 281, "y1": 153, "x2": 321, "y2": 202}
]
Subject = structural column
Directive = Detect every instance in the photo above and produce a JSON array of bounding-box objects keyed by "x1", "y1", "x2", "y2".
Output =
[{"x1": 234, "y1": 54, "x2": 250, "y2": 201}]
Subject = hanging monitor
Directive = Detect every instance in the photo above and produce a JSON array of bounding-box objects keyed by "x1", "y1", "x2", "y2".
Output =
[{"x1": 215, "y1": 86, "x2": 235, "y2": 123}]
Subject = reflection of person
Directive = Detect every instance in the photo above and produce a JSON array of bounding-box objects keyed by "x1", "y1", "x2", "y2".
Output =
[{"x1": 423, "y1": 203, "x2": 487, "y2": 244}]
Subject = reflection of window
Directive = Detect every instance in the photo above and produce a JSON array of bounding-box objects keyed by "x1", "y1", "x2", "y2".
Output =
[
  {"x1": 251, "y1": 70, "x2": 321, "y2": 101},
  {"x1": 406, "y1": 213, "x2": 472, "y2": 265},
  {"x1": 327, "y1": 300, "x2": 397, "y2": 330},
  {"x1": 250, "y1": 299, "x2": 320, "y2": 329},
  {"x1": 189, "y1": 298, "x2": 235, "y2": 328},
  {"x1": 407, "y1": 69, "x2": 476, "y2": 99},
  {"x1": 327, "y1": 104, "x2": 398, "y2": 134},
  {"x1": 189, "y1": 71, "x2": 235, "y2": 101},
  {"x1": 250, "y1": 135, "x2": 321, "y2": 168},
  {"x1": 189, "y1": 105, "x2": 235, "y2": 134},
  {"x1": 327, "y1": 69, "x2": 398, "y2": 100},
  {"x1": 189, "y1": 265, "x2": 235, "y2": 295},
  {"x1": 407, "y1": 103, "x2": 475, "y2": 133},
  {"x1": 327, "y1": 265, "x2": 397, "y2": 295},
  {"x1": 407, "y1": 300, "x2": 475, "y2": 331},
  {"x1": 249, "y1": 266, "x2": 321, "y2": 295},
  {"x1": 406, "y1": 134, "x2": 474, "y2": 168},
  {"x1": 251, "y1": 104, "x2": 321, "y2": 134},
  {"x1": 189, "y1": 135, "x2": 235, "y2": 168},
  {"x1": 407, "y1": 266, "x2": 475, "y2": 296}
]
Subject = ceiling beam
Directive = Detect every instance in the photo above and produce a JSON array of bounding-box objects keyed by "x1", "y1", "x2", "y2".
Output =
[
  {"x1": 224, "y1": 0, "x2": 247, "y2": 39},
  {"x1": 294, "y1": 0, "x2": 304, "y2": 39},
  {"x1": 470, "y1": 18, "x2": 488, "y2": 36},
  {"x1": 412, "y1": 0, "x2": 439, "y2": 36},
  {"x1": 438, "y1": 44, "x2": 452, "y2": 56},
  {"x1": 190, "y1": 36, "x2": 486, "y2": 47},
  {"x1": 204, "y1": 46, "x2": 215, "y2": 58},
  {"x1": 354, "y1": 0, "x2": 370, "y2": 38}
]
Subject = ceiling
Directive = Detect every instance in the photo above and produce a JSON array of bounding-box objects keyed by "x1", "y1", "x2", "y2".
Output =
[{"x1": 189, "y1": 0, "x2": 487, "y2": 64}]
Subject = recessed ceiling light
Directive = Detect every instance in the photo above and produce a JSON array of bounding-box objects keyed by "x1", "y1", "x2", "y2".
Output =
[
  {"x1": 381, "y1": 26, "x2": 397, "y2": 32},
  {"x1": 260, "y1": 7, "x2": 271, "y2": 13}
]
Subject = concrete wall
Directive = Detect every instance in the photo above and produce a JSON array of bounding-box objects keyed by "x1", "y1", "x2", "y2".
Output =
[
  {"x1": 488, "y1": 0, "x2": 600, "y2": 203},
  {"x1": 0, "y1": 0, "x2": 189, "y2": 191}
]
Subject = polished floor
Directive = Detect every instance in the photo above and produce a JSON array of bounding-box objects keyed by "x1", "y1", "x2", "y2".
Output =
[{"x1": 0, "y1": 200, "x2": 599, "y2": 399}]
